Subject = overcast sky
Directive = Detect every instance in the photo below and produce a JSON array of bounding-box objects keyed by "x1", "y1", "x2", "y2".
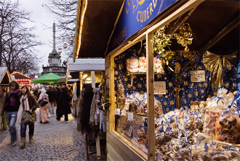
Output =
[{"x1": 17, "y1": 0, "x2": 62, "y2": 72}]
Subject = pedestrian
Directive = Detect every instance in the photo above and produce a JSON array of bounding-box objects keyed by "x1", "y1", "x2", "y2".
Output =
[
  {"x1": 54, "y1": 84, "x2": 61, "y2": 120},
  {"x1": 2, "y1": 81, "x2": 21, "y2": 145},
  {"x1": 46, "y1": 86, "x2": 55, "y2": 114},
  {"x1": 38, "y1": 88, "x2": 49, "y2": 124},
  {"x1": 67, "y1": 85, "x2": 73, "y2": 108},
  {"x1": 56, "y1": 86, "x2": 72, "y2": 121},
  {"x1": 16, "y1": 86, "x2": 38, "y2": 149}
]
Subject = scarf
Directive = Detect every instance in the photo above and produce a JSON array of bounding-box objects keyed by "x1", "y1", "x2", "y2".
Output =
[
  {"x1": 9, "y1": 89, "x2": 20, "y2": 106},
  {"x1": 16, "y1": 94, "x2": 29, "y2": 124}
]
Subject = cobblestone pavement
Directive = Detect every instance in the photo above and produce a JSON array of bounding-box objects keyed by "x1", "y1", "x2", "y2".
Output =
[{"x1": 0, "y1": 108, "x2": 105, "y2": 161}]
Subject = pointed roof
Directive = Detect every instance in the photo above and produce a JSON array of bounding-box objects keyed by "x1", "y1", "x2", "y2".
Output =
[{"x1": 11, "y1": 72, "x2": 30, "y2": 79}]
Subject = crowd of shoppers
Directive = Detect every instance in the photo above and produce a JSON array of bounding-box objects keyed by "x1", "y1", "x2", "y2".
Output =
[{"x1": 1, "y1": 81, "x2": 73, "y2": 149}]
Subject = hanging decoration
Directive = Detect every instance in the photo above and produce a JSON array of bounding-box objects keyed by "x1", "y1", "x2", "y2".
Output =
[
  {"x1": 153, "y1": 26, "x2": 172, "y2": 55},
  {"x1": 164, "y1": 53, "x2": 192, "y2": 85},
  {"x1": 173, "y1": 23, "x2": 193, "y2": 52},
  {"x1": 203, "y1": 51, "x2": 237, "y2": 89},
  {"x1": 98, "y1": 72, "x2": 110, "y2": 115}
]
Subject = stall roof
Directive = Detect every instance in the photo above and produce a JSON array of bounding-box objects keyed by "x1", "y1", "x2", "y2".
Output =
[
  {"x1": 11, "y1": 72, "x2": 30, "y2": 79},
  {"x1": 68, "y1": 58, "x2": 105, "y2": 72},
  {"x1": 73, "y1": 0, "x2": 123, "y2": 60},
  {"x1": 0, "y1": 67, "x2": 10, "y2": 84},
  {"x1": 74, "y1": 0, "x2": 239, "y2": 59}
]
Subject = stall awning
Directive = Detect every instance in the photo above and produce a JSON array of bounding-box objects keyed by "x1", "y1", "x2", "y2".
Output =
[{"x1": 68, "y1": 58, "x2": 105, "y2": 72}]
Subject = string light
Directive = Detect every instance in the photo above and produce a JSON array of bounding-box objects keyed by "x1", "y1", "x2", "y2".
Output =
[{"x1": 76, "y1": 0, "x2": 88, "y2": 59}]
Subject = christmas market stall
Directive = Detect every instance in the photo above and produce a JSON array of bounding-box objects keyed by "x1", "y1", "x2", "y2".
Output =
[
  {"x1": 10, "y1": 71, "x2": 31, "y2": 87},
  {"x1": 0, "y1": 67, "x2": 11, "y2": 130},
  {"x1": 104, "y1": 0, "x2": 239, "y2": 160},
  {"x1": 74, "y1": 0, "x2": 240, "y2": 160},
  {"x1": 67, "y1": 58, "x2": 106, "y2": 160}
]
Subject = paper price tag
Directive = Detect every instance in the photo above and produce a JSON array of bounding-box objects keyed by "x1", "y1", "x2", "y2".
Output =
[
  {"x1": 128, "y1": 126, "x2": 133, "y2": 137},
  {"x1": 121, "y1": 110, "x2": 126, "y2": 116},
  {"x1": 128, "y1": 112, "x2": 133, "y2": 121},
  {"x1": 115, "y1": 108, "x2": 120, "y2": 115},
  {"x1": 190, "y1": 70, "x2": 205, "y2": 82},
  {"x1": 154, "y1": 81, "x2": 166, "y2": 94}
]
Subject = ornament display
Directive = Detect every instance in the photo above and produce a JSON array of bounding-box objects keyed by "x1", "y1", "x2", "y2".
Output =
[
  {"x1": 165, "y1": 54, "x2": 192, "y2": 84},
  {"x1": 203, "y1": 51, "x2": 237, "y2": 89},
  {"x1": 153, "y1": 26, "x2": 171, "y2": 55},
  {"x1": 173, "y1": 23, "x2": 193, "y2": 52}
]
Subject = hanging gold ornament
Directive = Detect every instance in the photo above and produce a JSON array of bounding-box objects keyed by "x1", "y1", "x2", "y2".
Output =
[
  {"x1": 202, "y1": 51, "x2": 237, "y2": 89},
  {"x1": 174, "y1": 23, "x2": 193, "y2": 52}
]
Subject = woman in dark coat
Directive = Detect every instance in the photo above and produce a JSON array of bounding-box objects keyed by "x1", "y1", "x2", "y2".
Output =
[
  {"x1": 80, "y1": 84, "x2": 93, "y2": 134},
  {"x1": 2, "y1": 81, "x2": 21, "y2": 145},
  {"x1": 56, "y1": 87, "x2": 71, "y2": 121}
]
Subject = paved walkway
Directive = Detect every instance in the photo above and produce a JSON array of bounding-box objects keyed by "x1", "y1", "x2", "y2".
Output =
[{"x1": 0, "y1": 108, "x2": 104, "y2": 161}]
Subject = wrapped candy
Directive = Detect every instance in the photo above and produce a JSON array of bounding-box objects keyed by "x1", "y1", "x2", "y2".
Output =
[
  {"x1": 154, "y1": 100, "x2": 163, "y2": 115},
  {"x1": 203, "y1": 87, "x2": 228, "y2": 135},
  {"x1": 137, "y1": 99, "x2": 163, "y2": 115},
  {"x1": 230, "y1": 91, "x2": 240, "y2": 111},
  {"x1": 154, "y1": 57, "x2": 164, "y2": 73},
  {"x1": 138, "y1": 57, "x2": 147, "y2": 72},
  {"x1": 215, "y1": 109, "x2": 240, "y2": 144},
  {"x1": 129, "y1": 100, "x2": 138, "y2": 112},
  {"x1": 117, "y1": 84, "x2": 125, "y2": 110}
]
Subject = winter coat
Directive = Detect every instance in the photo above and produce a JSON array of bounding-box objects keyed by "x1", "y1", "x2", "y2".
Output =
[
  {"x1": 2, "y1": 89, "x2": 21, "y2": 113},
  {"x1": 47, "y1": 89, "x2": 55, "y2": 102},
  {"x1": 27, "y1": 95, "x2": 38, "y2": 112},
  {"x1": 54, "y1": 88, "x2": 61, "y2": 104},
  {"x1": 80, "y1": 86, "x2": 93, "y2": 134},
  {"x1": 58, "y1": 88, "x2": 71, "y2": 116}
]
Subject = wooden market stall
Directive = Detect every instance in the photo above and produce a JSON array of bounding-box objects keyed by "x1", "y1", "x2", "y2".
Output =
[
  {"x1": 67, "y1": 58, "x2": 106, "y2": 160},
  {"x1": 10, "y1": 71, "x2": 31, "y2": 87},
  {"x1": 74, "y1": 0, "x2": 240, "y2": 160},
  {"x1": 0, "y1": 67, "x2": 11, "y2": 130}
]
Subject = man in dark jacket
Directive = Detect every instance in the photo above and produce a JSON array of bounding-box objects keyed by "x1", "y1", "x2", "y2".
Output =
[
  {"x1": 54, "y1": 84, "x2": 61, "y2": 120},
  {"x1": 47, "y1": 86, "x2": 55, "y2": 114}
]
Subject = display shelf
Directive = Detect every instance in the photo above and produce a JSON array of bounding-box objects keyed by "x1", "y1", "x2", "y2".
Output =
[{"x1": 131, "y1": 72, "x2": 165, "y2": 75}]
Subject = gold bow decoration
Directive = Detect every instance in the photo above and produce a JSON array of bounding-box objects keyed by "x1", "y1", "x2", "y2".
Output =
[{"x1": 203, "y1": 51, "x2": 237, "y2": 89}]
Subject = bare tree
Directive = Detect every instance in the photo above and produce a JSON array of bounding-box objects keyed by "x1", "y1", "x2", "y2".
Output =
[
  {"x1": 44, "y1": 0, "x2": 77, "y2": 59},
  {"x1": 0, "y1": 0, "x2": 42, "y2": 74}
]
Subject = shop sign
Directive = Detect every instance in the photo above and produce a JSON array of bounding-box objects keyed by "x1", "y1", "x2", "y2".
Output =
[
  {"x1": 190, "y1": 70, "x2": 205, "y2": 82},
  {"x1": 154, "y1": 81, "x2": 166, "y2": 94},
  {"x1": 108, "y1": 0, "x2": 178, "y2": 53}
]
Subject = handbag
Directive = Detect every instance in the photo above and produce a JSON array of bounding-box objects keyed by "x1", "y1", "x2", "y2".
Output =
[
  {"x1": 39, "y1": 97, "x2": 48, "y2": 107},
  {"x1": 21, "y1": 111, "x2": 36, "y2": 124}
]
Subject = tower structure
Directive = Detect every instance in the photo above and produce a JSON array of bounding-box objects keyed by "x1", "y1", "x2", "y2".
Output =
[{"x1": 42, "y1": 23, "x2": 66, "y2": 76}]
